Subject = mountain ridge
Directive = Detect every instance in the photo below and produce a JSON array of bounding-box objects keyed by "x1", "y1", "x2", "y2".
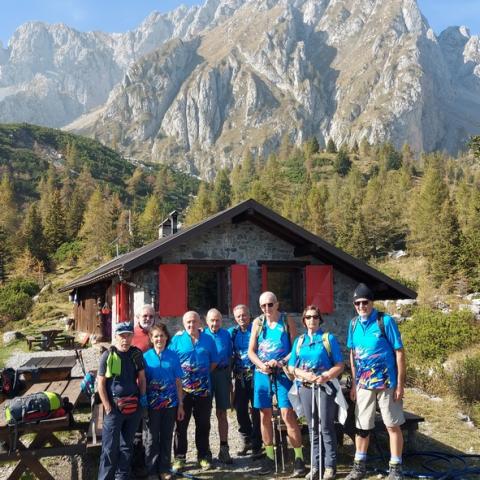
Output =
[{"x1": 1, "y1": 0, "x2": 479, "y2": 177}]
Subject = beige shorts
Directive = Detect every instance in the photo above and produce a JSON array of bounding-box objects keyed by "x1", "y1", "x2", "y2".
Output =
[{"x1": 355, "y1": 388, "x2": 405, "y2": 430}]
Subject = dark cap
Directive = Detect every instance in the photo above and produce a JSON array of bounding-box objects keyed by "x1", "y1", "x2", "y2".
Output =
[
  {"x1": 115, "y1": 322, "x2": 134, "y2": 334},
  {"x1": 353, "y1": 283, "x2": 374, "y2": 302}
]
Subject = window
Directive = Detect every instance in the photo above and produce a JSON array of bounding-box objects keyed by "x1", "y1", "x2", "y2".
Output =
[
  {"x1": 185, "y1": 261, "x2": 231, "y2": 314},
  {"x1": 259, "y1": 261, "x2": 308, "y2": 313}
]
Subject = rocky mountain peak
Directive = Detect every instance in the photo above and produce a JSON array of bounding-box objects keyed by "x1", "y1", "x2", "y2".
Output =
[{"x1": 1, "y1": 0, "x2": 479, "y2": 177}]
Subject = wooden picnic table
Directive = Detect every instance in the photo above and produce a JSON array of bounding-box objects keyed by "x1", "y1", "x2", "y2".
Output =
[
  {"x1": 19, "y1": 355, "x2": 77, "y2": 383},
  {"x1": 0, "y1": 378, "x2": 87, "y2": 480},
  {"x1": 39, "y1": 329, "x2": 64, "y2": 350}
]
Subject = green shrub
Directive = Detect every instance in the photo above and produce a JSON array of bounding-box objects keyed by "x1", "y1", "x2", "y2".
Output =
[
  {"x1": 52, "y1": 240, "x2": 84, "y2": 265},
  {"x1": 400, "y1": 307, "x2": 480, "y2": 364},
  {"x1": 451, "y1": 354, "x2": 480, "y2": 404},
  {"x1": 0, "y1": 290, "x2": 33, "y2": 321},
  {"x1": 0, "y1": 277, "x2": 39, "y2": 321}
]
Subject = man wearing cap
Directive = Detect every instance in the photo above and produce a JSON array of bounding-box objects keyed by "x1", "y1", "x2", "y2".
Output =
[
  {"x1": 97, "y1": 322, "x2": 148, "y2": 480},
  {"x1": 204, "y1": 308, "x2": 234, "y2": 464},
  {"x1": 229, "y1": 304, "x2": 262, "y2": 458},
  {"x1": 132, "y1": 304, "x2": 156, "y2": 353},
  {"x1": 345, "y1": 283, "x2": 406, "y2": 480},
  {"x1": 169, "y1": 311, "x2": 219, "y2": 471}
]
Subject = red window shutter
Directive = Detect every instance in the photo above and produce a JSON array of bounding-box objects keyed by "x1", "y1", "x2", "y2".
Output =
[
  {"x1": 159, "y1": 264, "x2": 188, "y2": 316},
  {"x1": 115, "y1": 283, "x2": 130, "y2": 322},
  {"x1": 231, "y1": 264, "x2": 249, "y2": 308},
  {"x1": 261, "y1": 264, "x2": 268, "y2": 292},
  {"x1": 305, "y1": 265, "x2": 334, "y2": 313}
]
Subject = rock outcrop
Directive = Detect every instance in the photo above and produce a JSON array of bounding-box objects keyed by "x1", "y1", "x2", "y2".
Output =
[{"x1": 1, "y1": 0, "x2": 479, "y2": 176}]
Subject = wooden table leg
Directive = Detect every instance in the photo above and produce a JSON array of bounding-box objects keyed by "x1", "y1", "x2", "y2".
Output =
[{"x1": 6, "y1": 437, "x2": 55, "y2": 480}]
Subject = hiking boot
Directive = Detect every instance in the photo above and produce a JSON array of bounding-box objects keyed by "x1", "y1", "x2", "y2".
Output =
[
  {"x1": 218, "y1": 444, "x2": 233, "y2": 464},
  {"x1": 304, "y1": 469, "x2": 319, "y2": 480},
  {"x1": 251, "y1": 447, "x2": 264, "y2": 460},
  {"x1": 258, "y1": 457, "x2": 275, "y2": 475},
  {"x1": 171, "y1": 457, "x2": 185, "y2": 472},
  {"x1": 323, "y1": 467, "x2": 336, "y2": 480},
  {"x1": 199, "y1": 458, "x2": 212, "y2": 470},
  {"x1": 292, "y1": 457, "x2": 307, "y2": 478},
  {"x1": 388, "y1": 463, "x2": 404, "y2": 480},
  {"x1": 345, "y1": 460, "x2": 367, "y2": 480}
]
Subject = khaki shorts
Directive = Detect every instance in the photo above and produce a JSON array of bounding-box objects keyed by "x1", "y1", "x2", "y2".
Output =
[{"x1": 355, "y1": 388, "x2": 405, "y2": 430}]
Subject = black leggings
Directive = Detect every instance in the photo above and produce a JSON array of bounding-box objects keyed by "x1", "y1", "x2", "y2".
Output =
[{"x1": 174, "y1": 393, "x2": 212, "y2": 460}]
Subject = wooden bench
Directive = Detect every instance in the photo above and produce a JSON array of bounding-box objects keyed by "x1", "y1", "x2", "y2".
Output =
[
  {"x1": 26, "y1": 335, "x2": 46, "y2": 351},
  {"x1": 53, "y1": 334, "x2": 75, "y2": 348},
  {"x1": 341, "y1": 408, "x2": 424, "y2": 451},
  {"x1": 0, "y1": 378, "x2": 87, "y2": 480}
]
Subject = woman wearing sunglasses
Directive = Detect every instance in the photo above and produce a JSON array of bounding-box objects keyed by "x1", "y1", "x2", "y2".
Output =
[{"x1": 288, "y1": 305, "x2": 344, "y2": 480}]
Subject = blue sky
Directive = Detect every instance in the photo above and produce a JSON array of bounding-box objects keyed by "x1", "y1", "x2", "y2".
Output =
[{"x1": 0, "y1": 0, "x2": 479, "y2": 47}]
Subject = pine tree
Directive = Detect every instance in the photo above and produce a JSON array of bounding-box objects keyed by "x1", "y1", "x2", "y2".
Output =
[
  {"x1": 76, "y1": 165, "x2": 97, "y2": 204},
  {"x1": 458, "y1": 186, "x2": 480, "y2": 289},
  {"x1": 0, "y1": 174, "x2": 18, "y2": 237},
  {"x1": 305, "y1": 182, "x2": 330, "y2": 240},
  {"x1": 43, "y1": 189, "x2": 67, "y2": 253},
  {"x1": 184, "y1": 183, "x2": 215, "y2": 225},
  {"x1": 79, "y1": 187, "x2": 113, "y2": 259},
  {"x1": 22, "y1": 203, "x2": 47, "y2": 263},
  {"x1": 428, "y1": 197, "x2": 461, "y2": 286},
  {"x1": 334, "y1": 147, "x2": 352, "y2": 177},
  {"x1": 65, "y1": 141, "x2": 80, "y2": 173},
  {"x1": 378, "y1": 142, "x2": 402, "y2": 171},
  {"x1": 66, "y1": 187, "x2": 86, "y2": 240},
  {"x1": 304, "y1": 137, "x2": 320, "y2": 159},
  {"x1": 0, "y1": 226, "x2": 10, "y2": 283},
  {"x1": 231, "y1": 152, "x2": 257, "y2": 204},
  {"x1": 212, "y1": 169, "x2": 231, "y2": 211},
  {"x1": 139, "y1": 195, "x2": 163, "y2": 243},
  {"x1": 408, "y1": 156, "x2": 449, "y2": 257},
  {"x1": 326, "y1": 138, "x2": 337, "y2": 154}
]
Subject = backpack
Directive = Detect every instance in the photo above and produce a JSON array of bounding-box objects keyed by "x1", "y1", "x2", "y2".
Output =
[
  {"x1": 350, "y1": 311, "x2": 393, "y2": 350},
  {"x1": 295, "y1": 332, "x2": 334, "y2": 364},
  {"x1": 0, "y1": 368, "x2": 20, "y2": 398},
  {"x1": 256, "y1": 312, "x2": 292, "y2": 348},
  {"x1": 81, "y1": 371, "x2": 96, "y2": 397},
  {"x1": 5, "y1": 391, "x2": 65, "y2": 425},
  {"x1": 105, "y1": 346, "x2": 143, "y2": 378}
]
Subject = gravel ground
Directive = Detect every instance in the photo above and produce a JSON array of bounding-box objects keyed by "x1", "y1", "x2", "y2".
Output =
[{"x1": 1, "y1": 346, "x2": 356, "y2": 479}]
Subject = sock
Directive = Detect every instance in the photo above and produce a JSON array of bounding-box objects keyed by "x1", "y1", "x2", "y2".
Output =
[
  {"x1": 390, "y1": 456, "x2": 402, "y2": 465},
  {"x1": 294, "y1": 447, "x2": 304, "y2": 460},
  {"x1": 265, "y1": 445, "x2": 274, "y2": 460},
  {"x1": 354, "y1": 452, "x2": 367, "y2": 462}
]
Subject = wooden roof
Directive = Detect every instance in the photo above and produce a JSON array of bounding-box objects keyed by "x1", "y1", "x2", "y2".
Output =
[{"x1": 60, "y1": 199, "x2": 416, "y2": 300}]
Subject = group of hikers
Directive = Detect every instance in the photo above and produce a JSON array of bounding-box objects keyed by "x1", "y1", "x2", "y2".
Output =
[{"x1": 97, "y1": 283, "x2": 406, "y2": 480}]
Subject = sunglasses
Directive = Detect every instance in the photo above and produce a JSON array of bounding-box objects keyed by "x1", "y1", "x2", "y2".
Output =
[
  {"x1": 260, "y1": 302, "x2": 275, "y2": 309},
  {"x1": 354, "y1": 300, "x2": 370, "y2": 307},
  {"x1": 304, "y1": 314, "x2": 320, "y2": 320}
]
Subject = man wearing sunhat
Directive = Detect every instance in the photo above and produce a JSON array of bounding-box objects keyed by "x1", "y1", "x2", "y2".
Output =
[
  {"x1": 97, "y1": 321, "x2": 148, "y2": 480},
  {"x1": 345, "y1": 284, "x2": 406, "y2": 480}
]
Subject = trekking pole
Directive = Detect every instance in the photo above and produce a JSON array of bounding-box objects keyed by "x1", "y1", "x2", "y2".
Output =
[
  {"x1": 317, "y1": 384, "x2": 323, "y2": 479},
  {"x1": 269, "y1": 370, "x2": 279, "y2": 474},
  {"x1": 310, "y1": 384, "x2": 316, "y2": 477},
  {"x1": 273, "y1": 367, "x2": 286, "y2": 473}
]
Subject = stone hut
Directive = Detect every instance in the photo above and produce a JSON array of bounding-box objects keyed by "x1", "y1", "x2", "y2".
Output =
[{"x1": 60, "y1": 199, "x2": 416, "y2": 343}]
